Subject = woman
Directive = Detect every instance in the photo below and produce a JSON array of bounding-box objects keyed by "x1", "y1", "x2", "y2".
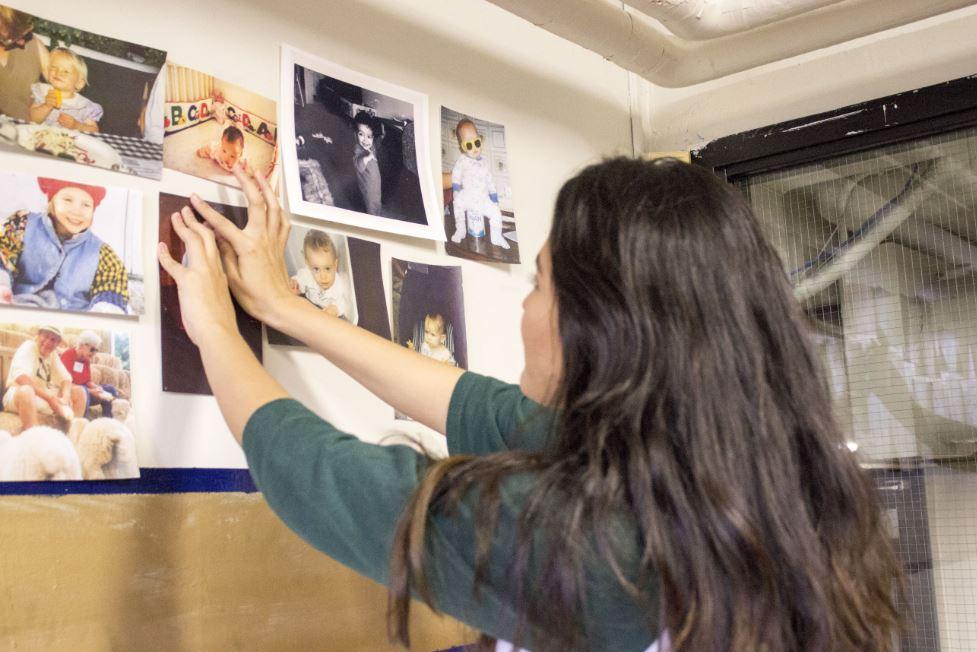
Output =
[
  {"x1": 158, "y1": 158, "x2": 903, "y2": 651},
  {"x1": 0, "y1": 6, "x2": 47, "y2": 122}
]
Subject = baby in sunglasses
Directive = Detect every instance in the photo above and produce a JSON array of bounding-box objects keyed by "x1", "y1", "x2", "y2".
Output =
[{"x1": 450, "y1": 119, "x2": 509, "y2": 249}]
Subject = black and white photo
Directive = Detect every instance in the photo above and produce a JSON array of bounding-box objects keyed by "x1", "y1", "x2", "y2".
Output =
[{"x1": 279, "y1": 45, "x2": 441, "y2": 241}]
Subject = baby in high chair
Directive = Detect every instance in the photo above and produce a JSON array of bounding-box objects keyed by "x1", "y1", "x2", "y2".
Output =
[
  {"x1": 419, "y1": 313, "x2": 456, "y2": 366},
  {"x1": 29, "y1": 47, "x2": 103, "y2": 132}
]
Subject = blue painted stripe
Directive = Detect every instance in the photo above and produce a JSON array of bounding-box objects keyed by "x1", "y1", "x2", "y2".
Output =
[{"x1": 0, "y1": 467, "x2": 258, "y2": 496}]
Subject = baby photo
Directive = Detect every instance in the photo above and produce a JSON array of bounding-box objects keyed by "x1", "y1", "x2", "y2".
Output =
[
  {"x1": 280, "y1": 46, "x2": 441, "y2": 241},
  {"x1": 0, "y1": 5, "x2": 166, "y2": 179},
  {"x1": 158, "y1": 193, "x2": 263, "y2": 395},
  {"x1": 0, "y1": 171, "x2": 144, "y2": 316},
  {"x1": 391, "y1": 258, "x2": 467, "y2": 368},
  {"x1": 0, "y1": 322, "x2": 140, "y2": 481},
  {"x1": 163, "y1": 63, "x2": 280, "y2": 189},
  {"x1": 441, "y1": 107, "x2": 520, "y2": 263},
  {"x1": 391, "y1": 258, "x2": 467, "y2": 420},
  {"x1": 267, "y1": 229, "x2": 391, "y2": 347}
]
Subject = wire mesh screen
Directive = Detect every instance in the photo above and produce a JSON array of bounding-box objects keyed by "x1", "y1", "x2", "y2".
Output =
[{"x1": 735, "y1": 126, "x2": 977, "y2": 651}]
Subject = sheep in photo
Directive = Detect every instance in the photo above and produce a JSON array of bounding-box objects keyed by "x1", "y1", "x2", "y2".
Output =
[
  {"x1": 0, "y1": 426, "x2": 83, "y2": 481},
  {"x1": 111, "y1": 397, "x2": 137, "y2": 435},
  {"x1": 68, "y1": 417, "x2": 139, "y2": 480}
]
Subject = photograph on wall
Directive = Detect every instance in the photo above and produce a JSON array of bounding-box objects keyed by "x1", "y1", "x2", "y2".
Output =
[
  {"x1": 441, "y1": 107, "x2": 519, "y2": 263},
  {"x1": 0, "y1": 5, "x2": 165, "y2": 179},
  {"x1": 391, "y1": 258, "x2": 466, "y2": 420},
  {"x1": 280, "y1": 45, "x2": 442, "y2": 241},
  {"x1": 158, "y1": 193, "x2": 262, "y2": 395},
  {"x1": 267, "y1": 225, "x2": 391, "y2": 347},
  {"x1": 0, "y1": 171, "x2": 144, "y2": 316},
  {"x1": 163, "y1": 62, "x2": 279, "y2": 189},
  {"x1": 0, "y1": 322, "x2": 139, "y2": 482}
]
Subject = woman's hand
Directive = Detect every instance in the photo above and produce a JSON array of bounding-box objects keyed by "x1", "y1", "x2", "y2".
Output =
[
  {"x1": 190, "y1": 162, "x2": 296, "y2": 327},
  {"x1": 157, "y1": 207, "x2": 238, "y2": 347}
]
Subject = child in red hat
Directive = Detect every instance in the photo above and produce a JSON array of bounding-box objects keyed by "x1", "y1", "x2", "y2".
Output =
[{"x1": 0, "y1": 176, "x2": 129, "y2": 313}]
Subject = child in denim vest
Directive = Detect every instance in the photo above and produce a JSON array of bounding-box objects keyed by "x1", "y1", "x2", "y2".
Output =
[{"x1": 0, "y1": 177, "x2": 128, "y2": 313}]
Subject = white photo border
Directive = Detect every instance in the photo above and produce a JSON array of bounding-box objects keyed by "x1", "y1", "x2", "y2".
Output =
[{"x1": 279, "y1": 45, "x2": 443, "y2": 242}]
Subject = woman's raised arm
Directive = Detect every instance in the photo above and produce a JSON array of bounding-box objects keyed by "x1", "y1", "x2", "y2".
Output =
[{"x1": 194, "y1": 163, "x2": 464, "y2": 434}]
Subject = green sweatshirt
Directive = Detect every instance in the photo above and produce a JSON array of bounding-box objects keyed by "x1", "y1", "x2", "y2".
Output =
[{"x1": 243, "y1": 371, "x2": 659, "y2": 650}]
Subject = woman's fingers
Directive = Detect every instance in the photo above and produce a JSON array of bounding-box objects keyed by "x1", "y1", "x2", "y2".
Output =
[
  {"x1": 278, "y1": 216, "x2": 291, "y2": 247},
  {"x1": 217, "y1": 237, "x2": 242, "y2": 287},
  {"x1": 190, "y1": 194, "x2": 249, "y2": 250},
  {"x1": 157, "y1": 242, "x2": 184, "y2": 282},
  {"x1": 230, "y1": 162, "x2": 266, "y2": 214},
  {"x1": 247, "y1": 164, "x2": 289, "y2": 248},
  {"x1": 181, "y1": 206, "x2": 219, "y2": 261},
  {"x1": 170, "y1": 211, "x2": 205, "y2": 266},
  {"x1": 251, "y1": 164, "x2": 278, "y2": 209}
]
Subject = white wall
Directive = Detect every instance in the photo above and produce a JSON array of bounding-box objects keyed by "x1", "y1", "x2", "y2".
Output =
[{"x1": 0, "y1": 0, "x2": 632, "y2": 468}]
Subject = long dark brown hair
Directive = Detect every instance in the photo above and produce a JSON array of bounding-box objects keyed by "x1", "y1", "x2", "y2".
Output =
[{"x1": 389, "y1": 157, "x2": 903, "y2": 651}]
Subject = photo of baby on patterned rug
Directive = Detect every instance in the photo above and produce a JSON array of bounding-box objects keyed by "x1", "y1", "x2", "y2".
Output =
[
  {"x1": 441, "y1": 107, "x2": 519, "y2": 264},
  {"x1": 266, "y1": 226, "x2": 391, "y2": 347},
  {"x1": 0, "y1": 171, "x2": 144, "y2": 315},
  {"x1": 158, "y1": 192, "x2": 263, "y2": 395},
  {"x1": 163, "y1": 63, "x2": 279, "y2": 189},
  {"x1": 0, "y1": 5, "x2": 166, "y2": 179},
  {"x1": 0, "y1": 322, "x2": 140, "y2": 481},
  {"x1": 280, "y1": 45, "x2": 441, "y2": 241}
]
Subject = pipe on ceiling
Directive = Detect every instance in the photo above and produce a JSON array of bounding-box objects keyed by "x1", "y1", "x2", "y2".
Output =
[
  {"x1": 626, "y1": 0, "x2": 849, "y2": 41},
  {"x1": 483, "y1": 0, "x2": 977, "y2": 87},
  {"x1": 795, "y1": 163, "x2": 937, "y2": 302}
]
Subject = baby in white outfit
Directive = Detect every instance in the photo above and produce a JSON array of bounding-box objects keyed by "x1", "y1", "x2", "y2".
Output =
[{"x1": 289, "y1": 230, "x2": 351, "y2": 319}]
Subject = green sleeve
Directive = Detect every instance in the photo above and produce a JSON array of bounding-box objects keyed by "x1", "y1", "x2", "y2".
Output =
[
  {"x1": 243, "y1": 398, "x2": 421, "y2": 584},
  {"x1": 446, "y1": 372, "x2": 553, "y2": 456},
  {"x1": 244, "y1": 397, "x2": 658, "y2": 650},
  {"x1": 241, "y1": 397, "x2": 529, "y2": 641}
]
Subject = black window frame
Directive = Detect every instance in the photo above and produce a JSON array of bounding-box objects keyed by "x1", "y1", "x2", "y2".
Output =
[{"x1": 692, "y1": 74, "x2": 977, "y2": 180}]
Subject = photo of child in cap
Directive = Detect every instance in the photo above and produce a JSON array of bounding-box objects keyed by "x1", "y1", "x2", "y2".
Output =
[{"x1": 0, "y1": 171, "x2": 144, "y2": 315}]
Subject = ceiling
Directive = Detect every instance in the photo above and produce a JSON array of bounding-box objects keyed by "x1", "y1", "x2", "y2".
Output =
[{"x1": 483, "y1": 0, "x2": 977, "y2": 87}]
